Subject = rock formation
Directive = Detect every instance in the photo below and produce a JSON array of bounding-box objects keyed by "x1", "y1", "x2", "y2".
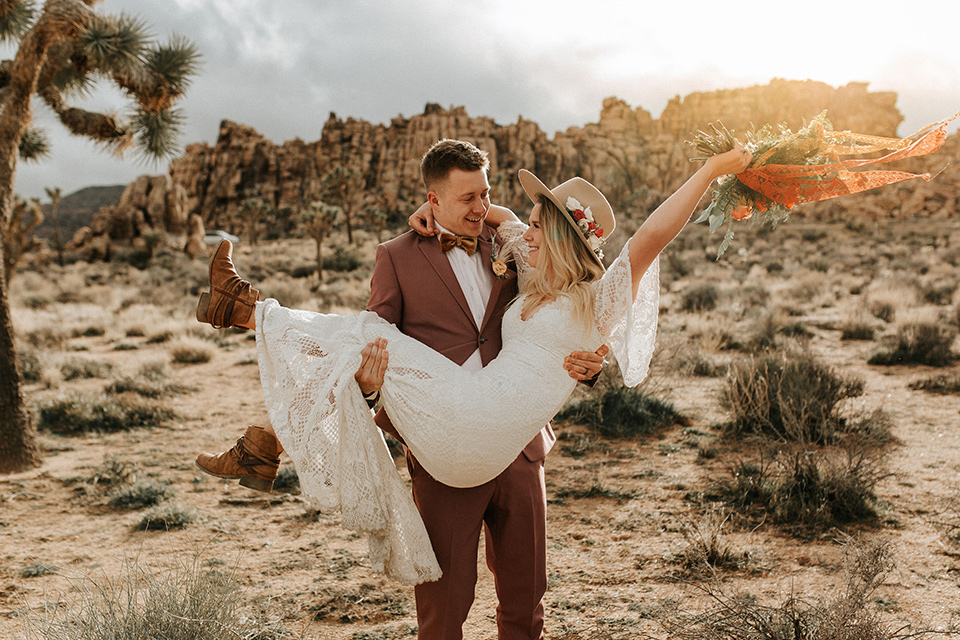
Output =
[{"x1": 76, "y1": 79, "x2": 959, "y2": 258}]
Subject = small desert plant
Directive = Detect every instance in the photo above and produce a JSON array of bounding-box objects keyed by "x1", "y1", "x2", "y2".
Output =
[
  {"x1": 136, "y1": 504, "x2": 197, "y2": 531},
  {"x1": 662, "y1": 538, "x2": 903, "y2": 640},
  {"x1": 14, "y1": 554, "x2": 288, "y2": 640},
  {"x1": 18, "y1": 348, "x2": 43, "y2": 382},
  {"x1": 557, "y1": 387, "x2": 688, "y2": 439},
  {"x1": 106, "y1": 361, "x2": 190, "y2": 398},
  {"x1": 273, "y1": 464, "x2": 301, "y2": 493},
  {"x1": 323, "y1": 246, "x2": 364, "y2": 272},
  {"x1": 109, "y1": 481, "x2": 175, "y2": 509},
  {"x1": 20, "y1": 562, "x2": 59, "y2": 578},
  {"x1": 839, "y1": 315, "x2": 877, "y2": 341},
  {"x1": 675, "y1": 509, "x2": 749, "y2": 575},
  {"x1": 681, "y1": 282, "x2": 720, "y2": 312},
  {"x1": 168, "y1": 338, "x2": 215, "y2": 364},
  {"x1": 719, "y1": 439, "x2": 888, "y2": 529},
  {"x1": 37, "y1": 393, "x2": 178, "y2": 435},
  {"x1": 720, "y1": 350, "x2": 866, "y2": 444},
  {"x1": 868, "y1": 316, "x2": 957, "y2": 367},
  {"x1": 908, "y1": 374, "x2": 960, "y2": 395},
  {"x1": 59, "y1": 356, "x2": 114, "y2": 381}
]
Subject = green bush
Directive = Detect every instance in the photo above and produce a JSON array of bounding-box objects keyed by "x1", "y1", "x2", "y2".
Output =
[
  {"x1": 720, "y1": 351, "x2": 866, "y2": 444},
  {"x1": 557, "y1": 387, "x2": 688, "y2": 438},
  {"x1": 719, "y1": 442, "x2": 887, "y2": 529},
  {"x1": 109, "y1": 481, "x2": 175, "y2": 509},
  {"x1": 37, "y1": 393, "x2": 178, "y2": 435},
  {"x1": 59, "y1": 357, "x2": 114, "y2": 381},
  {"x1": 136, "y1": 504, "x2": 197, "y2": 531},
  {"x1": 680, "y1": 282, "x2": 720, "y2": 312},
  {"x1": 908, "y1": 374, "x2": 960, "y2": 395},
  {"x1": 322, "y1": 246, "x2": 364, "y2": 272},
  {"x1": 868, "y1": 319, "x2": 957, "y2": 367},
  {"x1": 18, "y1": 349, "x2": 42, "y2": 382}
]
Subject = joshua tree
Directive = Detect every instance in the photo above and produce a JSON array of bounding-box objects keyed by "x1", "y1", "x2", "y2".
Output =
[
  {"x1": 44, "y1": 186, "x2": 63, "y2": 265},
  {"x1": 2, "y1": 196, "x2": 42, "y2": 284},
  {"x1": 0, "y1": 0, "x2": 199, "y2": 474},
  {"x1": 300, "y1": 200, "x2": 342, "y2": 282},
  {"x1": 237, "y1": 197, "x2": 268, "y2": 246},
  {"x1": 363, "y1": 203, "x2": 387, "y2": 242},
  {"x1": 321, "y1": 165, "x2": 363, "y2": 244}
]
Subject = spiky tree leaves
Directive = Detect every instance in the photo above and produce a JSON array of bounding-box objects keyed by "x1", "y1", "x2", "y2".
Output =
[
  {"x1": 0, "y1": 0, "x2": 198, "y2": 474},
  {"x1": 300, "y1": 200, "x2": 342, "y2": 282},
  {"x1": 0, "y1": 0, "x2": 36, "y2": 42}
]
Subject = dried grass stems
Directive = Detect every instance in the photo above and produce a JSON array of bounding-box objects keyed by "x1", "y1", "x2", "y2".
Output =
[
  {"x1": 12, "y1": 552, "x2": 292, "y2": 640},
  {"x1": 663, "y1": 538, "x2": 956, "y2": 640}
]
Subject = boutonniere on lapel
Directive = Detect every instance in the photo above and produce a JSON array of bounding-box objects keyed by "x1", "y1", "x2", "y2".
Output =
[{"x1": 490, "y1": 238, "x2": 509, "y2": 279}]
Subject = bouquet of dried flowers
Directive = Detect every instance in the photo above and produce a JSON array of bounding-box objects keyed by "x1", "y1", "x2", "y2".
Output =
[{"x1": 690, "y1": 109, "x2": 958, "y2": 257}]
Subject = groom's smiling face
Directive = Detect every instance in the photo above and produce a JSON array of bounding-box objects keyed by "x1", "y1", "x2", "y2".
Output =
[{"x1": 428, "y1": 169, "x2": 490, "y2": 237}]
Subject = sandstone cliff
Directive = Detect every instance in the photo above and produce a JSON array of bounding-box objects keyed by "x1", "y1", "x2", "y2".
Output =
[{"x1": 83, "y1": 79, "x2": 958, "y2": 255}]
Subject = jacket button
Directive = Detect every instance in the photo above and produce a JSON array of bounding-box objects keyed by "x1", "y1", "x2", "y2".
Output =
[{"x1": 478, "y1": 337, "x2": 486, "y2": 344}]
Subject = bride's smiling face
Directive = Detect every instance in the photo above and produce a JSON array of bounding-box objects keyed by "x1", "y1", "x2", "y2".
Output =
[{"x1": 522, "y1": 203, "x2": 542, "y2": 268}]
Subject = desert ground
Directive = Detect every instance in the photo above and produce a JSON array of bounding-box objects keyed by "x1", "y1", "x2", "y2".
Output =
[{"x1": 2, "y1": 217, "x2": 960, "y2": 639}]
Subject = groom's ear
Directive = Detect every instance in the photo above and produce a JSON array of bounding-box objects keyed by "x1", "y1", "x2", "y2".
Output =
[{"x1": 427, "y1": 190, "x2": 441, "y2": 210}]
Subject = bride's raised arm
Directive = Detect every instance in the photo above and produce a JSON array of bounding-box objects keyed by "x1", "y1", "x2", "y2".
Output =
[{"x1": 626, "y1": 143, "x2": 752, "y2": 299}]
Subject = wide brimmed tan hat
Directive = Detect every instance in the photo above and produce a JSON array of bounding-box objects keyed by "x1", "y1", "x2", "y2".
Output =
[{"x1": 517, "y1": 169, "x2": 615, "y2": 268}]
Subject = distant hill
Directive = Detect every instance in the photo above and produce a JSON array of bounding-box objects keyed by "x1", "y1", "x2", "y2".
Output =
[{"x1": 34, "y1": 185, "x2": 126, "y2": 240}]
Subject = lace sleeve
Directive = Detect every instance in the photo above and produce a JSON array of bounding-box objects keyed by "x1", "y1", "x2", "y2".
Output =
[
  {"x1": 592, "y1": 242, "x2": 660, "y2": 387},
  {"x1": 496, "y1": 220, "x2": 533, "y2": 289}
]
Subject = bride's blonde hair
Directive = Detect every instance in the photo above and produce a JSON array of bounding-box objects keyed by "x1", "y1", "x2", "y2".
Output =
[{"x1": 521, "y1": 197, "x2": 605, "y2": 328}]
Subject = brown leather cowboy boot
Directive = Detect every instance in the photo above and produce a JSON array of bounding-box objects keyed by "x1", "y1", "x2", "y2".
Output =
[
  {"x1": 196, "y1": 239, "x2": 259, "y2": 330},
  {"x1": 195, "y1": 426, "x2": 283, "y2": 492}
]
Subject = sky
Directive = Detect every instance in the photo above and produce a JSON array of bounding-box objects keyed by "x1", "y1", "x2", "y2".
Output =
[{"x1": 7, "y1": 0, "x2": 960, "y2": 200}]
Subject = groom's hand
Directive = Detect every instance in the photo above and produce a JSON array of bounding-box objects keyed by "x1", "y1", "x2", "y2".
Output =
[
  {"x1": 355, "y1": 337, "x2": 389, "y2": 396},
  {"x1": 565, "y1": 344, "x2": 608, "y2": 384}
]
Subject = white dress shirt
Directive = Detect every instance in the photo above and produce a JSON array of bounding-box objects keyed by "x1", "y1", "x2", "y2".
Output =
[{"x1": 435, "y1": 222, "x2": 493, "y2": 373}]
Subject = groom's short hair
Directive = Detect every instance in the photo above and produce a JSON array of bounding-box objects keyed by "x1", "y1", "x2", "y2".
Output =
[{"x1": 421, "y1": 139, "x2": 490, "y2": 190}]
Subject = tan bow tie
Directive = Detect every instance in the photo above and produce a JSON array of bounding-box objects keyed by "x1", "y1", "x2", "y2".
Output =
[{"x1": 439, "y1": 232, "x2": 478, "y2": 256}]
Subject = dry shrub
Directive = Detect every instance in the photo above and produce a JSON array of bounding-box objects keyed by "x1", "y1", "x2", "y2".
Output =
[
  {"x1": 259, "y1": 274, "x2": 313, "y2": 309},
  {"x1": 675, "y1": 508, "x2": 750, "y2": 575},
  {"x1": 839, "y1": 311, "x2": 878, "y2": 341},
  {"x1": 136, "y1": 505, "x2": 198, "y2": 531},
  {"x1": 59, "y1": 356, "x2": 114, "y2": 381},
  {"x1": 37, "y1": 393, "x2": 178, "y2": 435},
  {"x1": 909, "y1": 374, "x2": 960, "y2": 395},
  {"x1": 868, "y1": 308, "x2": 957, "y2": 367},
  {"x1": 720, "y1": 350, "x2": 868, "y2": 444},
  {"x1": 681, "y1": 282, "x2": 721, "y2": 312},
  {"x1": 109, "y1": 480, "x2": 175, "y2": 509},
  {"x1": 719, "y1": 439, "x2": 890, "y2": 529},
  {"x1": 864, "y1": 283, "x2": 919, "y2": 323},
  {"x1": 168, "y1": 337, "x2": 214, "y2": 364},
  {"x1": 13, "y1": 554, "x2": 289, "y2": 640},
  {"x1": 662, "y1": 538, "x2": 912, "y2": 640}
]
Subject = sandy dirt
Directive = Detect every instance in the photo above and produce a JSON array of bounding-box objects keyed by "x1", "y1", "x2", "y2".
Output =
[{"x1": 2, "y1": 222, "x2": 960, "y2": 639}]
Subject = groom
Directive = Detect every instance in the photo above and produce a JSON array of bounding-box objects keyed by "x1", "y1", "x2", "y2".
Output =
[{"x1": 360, "y1": 138, "x2": 605, "y2": 640}]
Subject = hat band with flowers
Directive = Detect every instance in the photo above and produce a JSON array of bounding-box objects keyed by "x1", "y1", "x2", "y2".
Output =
[
  {"x1": 517, "y1": 169, "x2": 616, "y2": 270},
  {"x1": 564, "y1": 196, "x2": 606, "y2": 261}
]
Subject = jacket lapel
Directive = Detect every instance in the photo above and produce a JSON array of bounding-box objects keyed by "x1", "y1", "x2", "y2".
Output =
[{"x1": 478, "y1": 229, "x2": 517, "y2": 333}]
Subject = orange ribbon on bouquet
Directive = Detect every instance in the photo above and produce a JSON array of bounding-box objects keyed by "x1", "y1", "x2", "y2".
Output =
[{"x1": 735, "y1": 109, "x2": 960, "y2": 208}]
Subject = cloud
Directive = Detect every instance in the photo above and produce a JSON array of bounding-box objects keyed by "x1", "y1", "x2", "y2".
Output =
[{"x1": 9, "y1": 0, "x2": 960, "y2": 199}]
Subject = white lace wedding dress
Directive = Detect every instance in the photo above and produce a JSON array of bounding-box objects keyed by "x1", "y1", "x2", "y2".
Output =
[{"x1": 254, "y1": 221, "x2": 660, "y2": 584}]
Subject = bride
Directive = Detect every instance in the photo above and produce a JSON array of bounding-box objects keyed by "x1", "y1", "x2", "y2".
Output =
[{"x1": 194, "y1": 145, "x2": 751, "y2": 582}]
